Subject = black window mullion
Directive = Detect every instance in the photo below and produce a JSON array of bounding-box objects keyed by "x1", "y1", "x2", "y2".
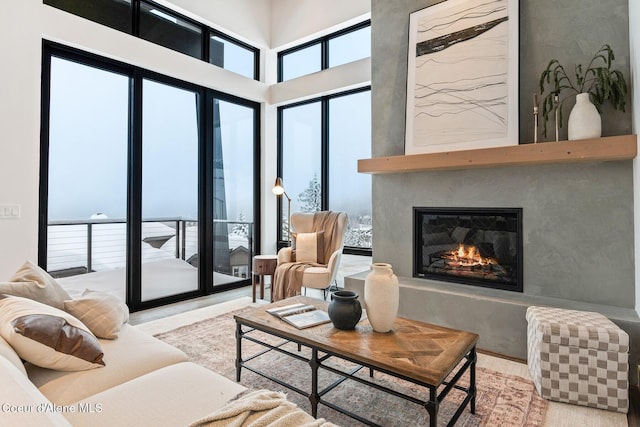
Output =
[
  {"x1": 127, "y1": 71, "x2": 143, "y2": 308},
  {"x1": 321, "y1": 98, "x2": 329, "y2": 210},
  {"x1": 252, "y1": 103, "x2": 262, "y2": 253},
  {"x1": 253, "y1": 49, "x2": 260, "y2": 81},
  {"x1": 321, "y1": 38, "x2": 329, "y2": 70},
  {"x1": 201, "y1": 90, "x2": 214, "y2": 293},
  {"x1": 38, "y1": 45, "x2": 53, "y2": 270},
  {"x1": 277, "y1": 53, "x2": 284, "y2": 83},
  {"x1": 131, "y1": 0, "x2": 140, "y2": 36},
  {"x1": 276, "y1": 106, "x2": 284, "y2": 244},
  {"x1": 203, "y1": 28, "x2": 210, "y2": 63}
]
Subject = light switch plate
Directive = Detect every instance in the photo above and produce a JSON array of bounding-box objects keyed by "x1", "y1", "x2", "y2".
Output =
[{"x1": 0, "y1": 204, "x2": 20, "y2": 219}]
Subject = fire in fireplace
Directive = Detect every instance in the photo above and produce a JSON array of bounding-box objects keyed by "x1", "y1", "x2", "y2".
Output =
[{"x1": 413, "y1": 207, "x2": 523, "y2": 292}]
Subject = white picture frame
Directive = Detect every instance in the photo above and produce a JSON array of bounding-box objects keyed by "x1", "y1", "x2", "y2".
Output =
[{"x1": 405, "y1": 0, "x2": 519, "y2": 154}]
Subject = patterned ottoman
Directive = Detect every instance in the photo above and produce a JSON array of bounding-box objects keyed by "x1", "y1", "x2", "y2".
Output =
[{"x1": 526, "y1": 306, "x2": 629, "y2": 413}]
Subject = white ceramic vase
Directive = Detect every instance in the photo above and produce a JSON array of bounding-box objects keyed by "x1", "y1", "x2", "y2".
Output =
[
  {"x1": 567, "y1": 92, "x2": 601, "y2": 140},
  {"x1": 364, "y1": 263, "x2": 399, "y2": 333}
]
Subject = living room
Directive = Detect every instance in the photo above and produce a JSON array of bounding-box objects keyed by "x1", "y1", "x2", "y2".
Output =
[{"x1": 1, "y1": 0, "x2": 640, "y2": 426}]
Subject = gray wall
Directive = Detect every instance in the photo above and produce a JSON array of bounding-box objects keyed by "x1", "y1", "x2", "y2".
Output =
[
  {"x1": 372, "y1": 0, "x2": 631, "y2": 157},
  {"x1": 371, "y1": 0, "x2": 635, "y2": 308}
]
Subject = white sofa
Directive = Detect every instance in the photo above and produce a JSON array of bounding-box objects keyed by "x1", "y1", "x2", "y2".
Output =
[
  {"x1": 0, "y1": 323, "x2": 246, "y2": 426},
  {"x1": 0, "y1": 260, "x2": 334, "y2": 427}
]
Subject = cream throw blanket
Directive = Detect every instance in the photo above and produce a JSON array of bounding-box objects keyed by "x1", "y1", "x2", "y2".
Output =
[
  {"x1": 188, "y1": 389, "x2": 337, "y2": 427},
  {"x1": 272, "y1": 211, "x2": 343, "y2": 301}
]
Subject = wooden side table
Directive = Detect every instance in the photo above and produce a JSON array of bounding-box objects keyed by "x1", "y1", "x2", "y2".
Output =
[{"x1": 252, "y1": 255, "x2": 278, "y2": 303}]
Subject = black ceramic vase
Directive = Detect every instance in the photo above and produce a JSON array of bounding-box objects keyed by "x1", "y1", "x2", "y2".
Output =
[{"x1": 328, "y1": 290, "x2": 362, "y2": 330}]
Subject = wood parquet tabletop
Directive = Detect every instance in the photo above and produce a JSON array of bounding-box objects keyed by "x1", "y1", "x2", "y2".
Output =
[{"x1": 235, "y1": 296, "x2": 479, "y2": 386}]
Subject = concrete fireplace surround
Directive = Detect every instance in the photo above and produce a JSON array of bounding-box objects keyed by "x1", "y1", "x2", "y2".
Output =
[
  {"x1": 345, "y1": 162, "x2": 640, "y2": 381},
  {"x1": 344, "y1": 0, "x2": 640, "y2": 384}
]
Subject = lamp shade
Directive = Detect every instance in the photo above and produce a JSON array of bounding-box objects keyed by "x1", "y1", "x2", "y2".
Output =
[{"x1": 272, "y1": 177, "x2": 285, "y2": 195}]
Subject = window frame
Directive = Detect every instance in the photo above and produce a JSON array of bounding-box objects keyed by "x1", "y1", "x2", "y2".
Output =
[
  {"x1": 44, "y1": 0, "x2": 260, "y2": 80},
  {"x1": 208, "y1": 29, "x2": 260, "y2": 80},
  {"x1": 277, "y1": 20, "x2": 370, "y2": 83},
  {"x1": 40, "y1": 41, "x2": 261, "y2": 312},
  {"x1": 276, "y1": 86, "x2": 372, "y2": 255}
]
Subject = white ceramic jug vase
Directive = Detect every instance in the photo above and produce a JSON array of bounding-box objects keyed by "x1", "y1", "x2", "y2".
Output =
[
  {"x1": 364, "y1": 263, "x2": 399, "y2": 333},
  {"x1": 567, "y1": 92, "x2": 601, "y2": 140}
]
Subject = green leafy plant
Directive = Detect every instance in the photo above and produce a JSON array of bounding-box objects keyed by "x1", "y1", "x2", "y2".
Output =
[{"x1": 538, "y1": 44, "x2": 627, "y2": 137}]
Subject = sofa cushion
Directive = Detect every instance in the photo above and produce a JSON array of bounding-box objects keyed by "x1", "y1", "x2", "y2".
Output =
[
  {"x1": 0, "y1": 295, "x2": 105, "y2": 371},
  {"x1": 0, "y1": 335, "x2": 27, "y2": 377},
  {"x1": 0, "y1": 356, "x2": 72, "y2": 427},
  {"x1": 2, "y1": 260, "x2": 71, "y2": 310},
  {"x1": 63, "y1": 362, "x2": 246, "y2": 427},
  {"x1": 63, "y1": 290, "x2": 129, "y2": 339},
  {"x1": 28, "y1": 323, "x2": 188, "y2": 405}
]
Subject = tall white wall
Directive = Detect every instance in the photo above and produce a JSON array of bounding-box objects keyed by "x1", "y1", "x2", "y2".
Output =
[
  {"x1": 631, "y1": 0, "x2": 640, "y2": 315},
  {"x1": 270, "y1": 0, "x2": 371, "y2": 50}
]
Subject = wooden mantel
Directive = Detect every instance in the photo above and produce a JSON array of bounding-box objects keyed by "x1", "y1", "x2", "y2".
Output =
[{"x1": 358, "y1": 134, "x2": 637, "y2": 174}]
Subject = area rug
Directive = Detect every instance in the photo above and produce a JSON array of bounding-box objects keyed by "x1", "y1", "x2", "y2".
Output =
[{"x1": 154, "y1": 308, "x2": 547, "y2": 426}]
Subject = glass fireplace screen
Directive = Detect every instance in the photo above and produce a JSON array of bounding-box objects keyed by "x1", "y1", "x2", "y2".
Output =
[{"x1": 413, "y1": 207, "x2": 523, "y2": 292}]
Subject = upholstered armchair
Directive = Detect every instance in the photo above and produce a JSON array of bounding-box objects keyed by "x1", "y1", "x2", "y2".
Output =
[{"x1": 272, "y1": 211, "x2": 348, "y2": 300}]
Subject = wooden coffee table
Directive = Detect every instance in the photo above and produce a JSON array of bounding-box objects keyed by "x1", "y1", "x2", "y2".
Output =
[{"x1": 234, "y1": 296, "x2": 479, "y2": 426}]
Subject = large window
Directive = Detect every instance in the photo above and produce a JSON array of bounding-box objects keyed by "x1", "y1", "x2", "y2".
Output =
[
  {"x1": 280, "y1": 44, "x2": 322, "y2": 82},
  {"x1": 44, "y1": 0, "x2": 132, "y2": 33},
  {"x1": 44, "y1": 0, "x2": 259, "y2": 80},
  {"x1": 212, "y1": 98, "x2": 257, "y2": 286},
  {"x1": 278, "y1": 21, "x2": 370, "y2": 82},
  {"x1": 47, "y1": 57, "x2": 129, "y2": 292},
  {"x1": 141, "y1": 79, "x2": 200, "y2": 301},
  {"x1": 210, "y1": 34, "x2": 257, "y2": 79},
  {"x1": 328, "y1": 91, "x2": 372, "y2": 249},
  {"x1": 40, "y1": 43, "x2": 259, "y2": 311},
  {"x1": 139, "y1": 1, "x2": 202, "y2": 59},
  {"x1": 328, "y1": 24, "x2": 371, "y2": 68},
  {"x1": 277, "y1": 88, "x2": 372, "y2": 252},
  {"x1": 281, "y1": 102, "x2": 322, "y2": 216}
]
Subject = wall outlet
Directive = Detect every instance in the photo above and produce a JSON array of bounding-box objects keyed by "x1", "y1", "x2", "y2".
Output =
[{"x1": 0, "y1": 204, "x2": 20, "y2": 219}]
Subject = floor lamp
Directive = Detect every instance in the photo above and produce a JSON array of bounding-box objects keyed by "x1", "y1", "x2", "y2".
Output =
[{"x1": 272, "y1": 177, "x2": 291, "y2": 246}]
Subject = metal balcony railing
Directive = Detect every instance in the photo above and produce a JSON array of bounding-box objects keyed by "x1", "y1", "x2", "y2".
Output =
[{"x1": 47, "y1": 217, "x2": 253, "y2": 279}]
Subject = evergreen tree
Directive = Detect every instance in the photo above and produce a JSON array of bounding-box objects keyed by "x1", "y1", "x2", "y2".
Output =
[
  {"x1": 344, "y1": 215, "x2": 372, "y2": 248},
  {"x1": 298, "y1": 173, "x2": 322, "y2": 213}
]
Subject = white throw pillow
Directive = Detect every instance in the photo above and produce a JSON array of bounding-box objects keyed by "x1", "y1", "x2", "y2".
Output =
[
  {"x1": 64, "y1": 290, "x2": 129, "y2": 339},
  {"x1": 1, "y1": 260, "x2": 71, "y2": 309},
  {"x1": 0, "y1": 294, "x2": 105, "y2": 371},
  {"x1": 292, "y1": 231, "x2": 325, "y2": 264}
]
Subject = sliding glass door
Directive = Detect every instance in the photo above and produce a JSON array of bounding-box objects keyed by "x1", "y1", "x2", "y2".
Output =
[
  {"x1": 41, "y1": 43, "x2": 259, "y2": 311},
  {"x1": 141, "y1": 79, "x2": 199, "y2": 301},
  {"x1": 47, "y1": 56, "x2": 129, "y2": 299},
  {"x1": 211, "y1": 98, "x2": 256, "y2": 286}
]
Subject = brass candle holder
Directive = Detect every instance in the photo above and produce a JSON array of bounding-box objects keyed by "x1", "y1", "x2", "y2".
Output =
[
  {"x1": 533, "y1": 94, "x2": 538, "y2": 144},
  {"x1": 554, "y1": 94, "x2": 560, "y2": 142}
]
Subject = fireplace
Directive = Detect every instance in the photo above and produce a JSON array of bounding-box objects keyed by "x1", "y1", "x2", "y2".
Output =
[{"x1": 413, "y1": 207, "x2": 523, "y2": 292}]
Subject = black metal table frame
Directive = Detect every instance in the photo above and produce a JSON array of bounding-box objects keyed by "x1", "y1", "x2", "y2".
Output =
[{"x1": 235, "y1": 321, "x2": 476, "y2": 427}]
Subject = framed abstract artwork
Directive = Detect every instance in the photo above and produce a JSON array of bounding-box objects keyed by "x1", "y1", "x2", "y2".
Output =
[{"x1": 405, "y1": 0, "x2": 519, "y2": 154}]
